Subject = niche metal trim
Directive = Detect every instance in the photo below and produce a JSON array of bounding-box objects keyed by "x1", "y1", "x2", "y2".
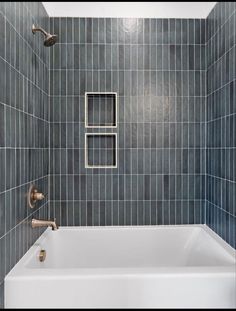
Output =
[
  {"x1": 85, "y1": 92, "x2": 118, "y2": 128},
  {"x1": 85, "y1": 133, "x2": 118, "y2": 169}
]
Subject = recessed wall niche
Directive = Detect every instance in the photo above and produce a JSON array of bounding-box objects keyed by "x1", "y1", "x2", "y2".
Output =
[
  {"x1": 85, "y1": 92, "x2": 117, "y2": 128},
  {"x1": 85, "y1": 133, "x2": 117, "y2": 168}
]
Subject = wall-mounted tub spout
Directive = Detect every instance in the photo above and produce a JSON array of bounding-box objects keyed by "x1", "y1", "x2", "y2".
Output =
[{"x1": 32, "y1": 218, "x2": 59, "y2": 231}]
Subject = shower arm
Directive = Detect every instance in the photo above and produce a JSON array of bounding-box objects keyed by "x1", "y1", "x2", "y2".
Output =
[{"x1": 32, "y1": 24, "x2": 48, "y2": 36}]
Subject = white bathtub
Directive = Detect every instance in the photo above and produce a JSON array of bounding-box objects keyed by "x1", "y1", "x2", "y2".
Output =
[{"x1": 4, "y1": 225, "x2": 236, "y2": 308}]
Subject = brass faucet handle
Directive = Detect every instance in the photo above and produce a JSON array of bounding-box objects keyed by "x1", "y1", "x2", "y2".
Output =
[
  {"x1": 32, "y1": 191, "x2": 45, "y2": 201},
  {"x1": 28, "y1": 185, "x2": 46, "y2": 208}
]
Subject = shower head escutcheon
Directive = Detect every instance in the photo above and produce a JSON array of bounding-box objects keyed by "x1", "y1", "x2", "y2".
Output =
[{"x1": 32, "y1": 24, "x2": 57, "y2": 47}]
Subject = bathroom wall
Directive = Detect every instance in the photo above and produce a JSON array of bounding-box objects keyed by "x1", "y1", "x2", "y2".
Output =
[
  {"x1": 0, "y1": 2, "x2": 49, "y2": 306},
  {"x1": 206, "y1": 2, "x2": 236, "y2": 248},
  {"x1": 49, "y1": 17, "x2": 207, "y2": 226},
  {"x1": 0, "y1": 2, "x2": 235, "y2": 308}
]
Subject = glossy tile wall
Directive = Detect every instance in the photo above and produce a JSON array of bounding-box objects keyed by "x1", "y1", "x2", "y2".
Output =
[
  {"x1": 0, "y1": 2, "x2": 235, "y2": 309},
  {"x1": 49, "y1": 17, "x2": 207, "y2": 227},
  {"x1": 206, "y1": 2, "x2": 236, "y2": 248},
  {"x1": 0, "y1": 2, "x2": 49, "y2": 307}
]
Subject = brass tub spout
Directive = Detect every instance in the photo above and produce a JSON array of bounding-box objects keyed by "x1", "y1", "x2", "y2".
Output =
[{"x1": 32, "y1": 218, "x2": 58, "y2": 231}]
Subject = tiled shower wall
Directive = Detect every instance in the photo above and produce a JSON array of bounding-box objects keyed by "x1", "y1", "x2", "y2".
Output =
[
  {"x1": 206, "y1": 2, "x2": 236, "y2": 248},
  {"x1": 0, "y1": 2, "x2": 49, "y2": 306},
  {"x1": 0, "y1": 2, "x2": 235, "y2": 308},
  {"x1": 49, "y1": 18, "x2": 207, "y2": 227}
]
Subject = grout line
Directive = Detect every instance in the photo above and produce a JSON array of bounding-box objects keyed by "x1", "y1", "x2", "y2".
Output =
[
  {"x1": 0, "y1": 55, "x2": 49, "y2": 99},
  {"x1": 48, "y1": 16, "x2": 51, "y2": 220},
  {"x1": 207, "y1": 42, "x2": 236, "y2": 71},
  {"x1": 0, "y1": 201, "x2": 48, "y2": 241},
  {"x1": 49, "y1": 68, "x2": 207, "y2": 72},
  {"x1": 53, "y1": 42, "x2": 207, "y2": 46},
  {"x1": 205, "y1": 200, "x2": 236, "y2": 219},
  {"x1": 0, "y1": 83, "x2": 49, "y2": 124},
  {"x1": 206, "y1": 5, "x2": 236, "y2": 44},
  {"x1": 0, "y1": 8, "x2": 49, "y2": 68},
  {"x1": 0, "y1": 175, "x2": 49, "y2": 196}
]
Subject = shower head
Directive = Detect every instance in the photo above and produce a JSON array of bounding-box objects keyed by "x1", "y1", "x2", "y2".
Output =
[
  {"x1": 32, "y1": 24, "x2": 57, "y2": 47},
  {"x1": 44, "y1": 33, "x2": 57, "y2": 47}
]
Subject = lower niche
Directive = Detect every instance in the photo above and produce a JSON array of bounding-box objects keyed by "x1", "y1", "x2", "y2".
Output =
[{"x1": 85, "y1": 133, "x2": 117, "y2": 168}]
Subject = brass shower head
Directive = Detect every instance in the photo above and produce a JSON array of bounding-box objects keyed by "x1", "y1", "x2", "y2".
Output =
[{"x1": 32, "y1": 24, "x2": 57, "y2": 47}]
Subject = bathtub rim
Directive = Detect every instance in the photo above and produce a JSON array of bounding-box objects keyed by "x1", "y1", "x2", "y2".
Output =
[{"x1": 4, "y1": 224, "x2": 236, "y2": 280}]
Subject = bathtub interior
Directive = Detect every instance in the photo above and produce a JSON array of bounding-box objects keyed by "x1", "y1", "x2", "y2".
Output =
[{"x1": 23, "y1": 226, "x2": 235, "y2": 269}]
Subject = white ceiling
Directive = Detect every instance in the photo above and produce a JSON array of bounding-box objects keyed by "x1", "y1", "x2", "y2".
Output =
[{"x1": 43, "y1": 2, "x2": 216, "y2": 19}]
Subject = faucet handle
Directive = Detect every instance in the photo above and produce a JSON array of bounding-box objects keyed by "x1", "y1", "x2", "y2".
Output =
[
  {"x1": 33, "y1": 191, "x2": 45, "y2": 201},
  {"x1": 28, "y1": 185, "x2": 46, "y2": 208}
]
